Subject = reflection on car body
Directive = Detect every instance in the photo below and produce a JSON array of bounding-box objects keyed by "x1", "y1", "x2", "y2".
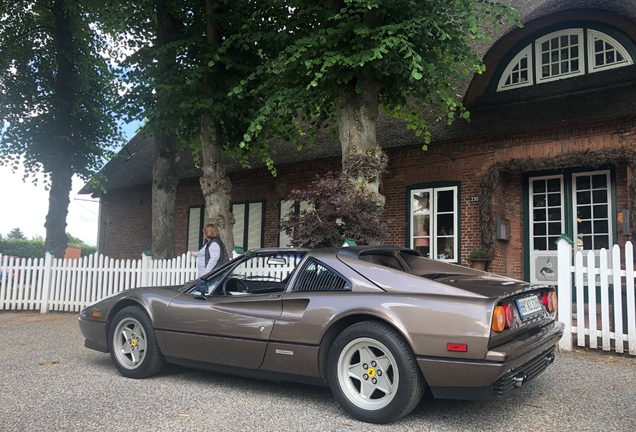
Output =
[{"x1": 79, "y1": 246, "x2": 563, "y2": 424}]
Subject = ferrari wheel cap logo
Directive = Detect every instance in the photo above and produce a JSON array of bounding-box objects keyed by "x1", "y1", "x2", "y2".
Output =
[
  {"x1": 131, "y1": 339, "x2": 137, "y2": 347},
  {"x1": 367, "y1": 367, "x2": 376, "y2": 378}
]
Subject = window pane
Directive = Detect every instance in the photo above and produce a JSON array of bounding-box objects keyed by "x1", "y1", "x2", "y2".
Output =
[
  {"x1": 247, "y1": 203, "x2": 263, "y2": 250},
  {"x1": 571, "y1": 34, "x2": 578, "y2": 44},
  {"x1": 533, "y1": 180, "x2": 546, "y2": 193},
  {"x1": 577, "y1": 191, "x2": 591, "y2": 205},
  {"x1": 412, "y1": 214, "x2": 430, "y2": 238},
  {"x1": 577, "y1": 205, "x2": 591, "y2": 219},
  {"x1": 547, "y1": 193, "x2": 561, "y2": 206},
  {"x1": 187, "y1": 207, "x2": 202, "y2": 251},
  {"x1": 232, "y1": 204, "x2": 245, "y2": 248},
  {"x1": 592, "y1": 189, "x2": 608, "y2": 204},
  {"x1": 594, "y1": 220, "x2": 609, "y2": 234},
  {"x1": 593, "y1": 205, "x2": 608, "y2": 218},
  {"x1": 534, "y1": 223, "x2": 547, "y2": 236},
  {"x1": 548, "y1": 237, "x2": 559, "y2": 250},
  {"x1": 596, "y1": 53, "x2": 604, "y2": 66},
  {"x1": 548, "y1": 222, "x2": 561, "y2": 235},
  {"x1": 547, "y1": 178, "x2": 561, "y2": 192},
  {"x1": 437, "y1": 238, "x2": 454, "y2": 260},
  {"x1": 576, "y1": 175, "x2": 590, "y2": 190},
  {"x1": 578, "y1": 220, "x2": 592, "y2": 234},
  {"x1": 592, "y1": 174, "x2": 607, "y2": 189},
  {"x1": 534, "y1": 237, "x2": 547, "y2": 250},
  {"x1": 534, "y1": 209, "x2": 546, "y2": 221},
  {"x1": 594, "y1": 235, "x2": 609, "y2": 250},
  {"x1": 437, "y1": 190, "x2": 454, "y2": 213},
  {"x1": 548, "y1": 208, "x2": 561, "y2": 221},
  {"x1": 412, "y1": 192, "x2": 430, "y2": 213},
  {"x1": 595, "y1": 39, "x2": 603, "y2": 52},
  {"x1": 437, "y1": 214, "x2": 454, "y2": 236},
  {"x1": 572, "y1": 59, "x2": 579, "y2": 71},
  {"x1": 533, "y1": 194, "x2": 546, "y2": 207}
]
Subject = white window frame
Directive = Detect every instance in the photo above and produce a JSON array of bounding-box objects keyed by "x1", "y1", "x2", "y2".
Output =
[
  {"x1": 408, "y1": 185, "x2": 458, "y2": 263},
  {"x1": 497, "y1": 44, "x2": 533, "y2": 91},
  {"x1": 535, "y1": 29, "x2": 585, "y2": 84},
  {"x1": 528, "y1": 175, "x2": 565, "y2": 284},
  {"x1": 572, "y1": 170, "x2": 613, "y2": 252},
  {"x1": 278, "y1": 199, "x2": 314, "y2": 247},
  {"x1": 498, "y1": 28, "x2": 634, "y2": 92},
  {"x1": 232, "y1": 201, "x2": 264, "y2": 252},
  {"x1": 587, "y1": 30, "x2": 634, "y2": 73}
]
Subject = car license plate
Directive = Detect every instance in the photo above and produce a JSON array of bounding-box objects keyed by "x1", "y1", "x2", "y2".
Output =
[{"x1": 516, "y1": 295, "x2": 543, "y2": 317}]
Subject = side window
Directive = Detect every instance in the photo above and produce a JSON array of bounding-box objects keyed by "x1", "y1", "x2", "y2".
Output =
[
  {"x1": 229, "y1": 254, "x2": 303, "y2": 282},
  {"x1": 292, "y1": 259, "x2": 350, "y2": 292}
]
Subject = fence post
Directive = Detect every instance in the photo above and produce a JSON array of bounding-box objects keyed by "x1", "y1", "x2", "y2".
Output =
[
  {"x1": 141, "y1": 250, "x2": 153, "y2": 287},
  {"x1": 40, "y1": 252, "x2": 53, "y2": 314},
  {"x1": 556, "y1": 234, "x2": 574, "y2": 351}
]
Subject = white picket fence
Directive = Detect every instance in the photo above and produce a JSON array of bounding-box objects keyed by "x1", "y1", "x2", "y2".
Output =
[
  {"x1": 0, "y1": 252, "x2": 198, "y2": 313},
  {"x1": 557, "y1": 238, "x2": 636, "y2": 355}
]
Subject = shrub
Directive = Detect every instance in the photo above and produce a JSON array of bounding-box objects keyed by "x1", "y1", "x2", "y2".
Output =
[
  {"x1": 468, "y1": 249, "x2": 491, "y2": 260},
  {"x1": 280, "y1": 151, "x2": 388, "y2": 248}
]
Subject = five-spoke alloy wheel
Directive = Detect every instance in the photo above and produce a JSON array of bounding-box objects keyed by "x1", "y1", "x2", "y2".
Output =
[
  {"x1": 327, "y1": 321, "x2": 424, "y2": 424},
  {"x1": 109, "y1": 306, "x2": 165, "y2": 378}
]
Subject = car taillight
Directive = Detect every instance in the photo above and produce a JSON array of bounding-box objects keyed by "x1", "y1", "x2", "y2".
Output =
[
  {"x1": 493, "y1": 302, "x2": 515, "y2": 332},
  {"x1": 541, "y1": 291, "x2": 557, "y2": 313},
  {"x1": 492, "y1": 306, "x2": 505, "y2": 332},
  {"x1": 502, "y1": 303, "x2": 514, "y2": 328}
]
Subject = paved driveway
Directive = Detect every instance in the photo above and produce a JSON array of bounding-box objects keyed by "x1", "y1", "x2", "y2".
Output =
[{"x1": 1, "y1": 312, "x2": 634, "y2": 432}]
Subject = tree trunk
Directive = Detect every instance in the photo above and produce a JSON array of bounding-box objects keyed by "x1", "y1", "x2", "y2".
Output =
[
  {"x1": 45, "y1": 0, "x2": 75, "y2": 258},
  {"x1": 200, "y1": 122, "x2": 235, "y2": 254},
  {"x1": 151, "y1": 135, "x2": 177, "y2": 259},
  {"x1": 198, "y1": 0, "x2": 235, "y2": 256},
  {"x1": 336, "y1": 76, "x2": 386, "y2": 207},
  {"x1": 151, "y1": 2, "x2": 180, "y2": 260},
  {"x1": 44, "y1": 154, "x2": 73, "y2": 258}
]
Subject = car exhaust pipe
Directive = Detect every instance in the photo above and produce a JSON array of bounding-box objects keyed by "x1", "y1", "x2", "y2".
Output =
[{"x1": 513, "y1": 374, "x2": 528, "y2": 387}]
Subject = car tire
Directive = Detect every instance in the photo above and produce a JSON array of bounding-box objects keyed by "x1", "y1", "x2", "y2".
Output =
[
  {"x1": 327, "y1": 321, "x2": 425, "y2": 424},
  {"x1": 109, "y1": 306, "x2": 166, "y2": 379}
]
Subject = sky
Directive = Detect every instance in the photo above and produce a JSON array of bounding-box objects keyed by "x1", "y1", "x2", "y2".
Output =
[{"x1": 0, "y1": 122, "x2": 140, "y2": 246}]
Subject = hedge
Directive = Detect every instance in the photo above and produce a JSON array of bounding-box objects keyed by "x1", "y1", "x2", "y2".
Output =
[{"x1": 0, "y1": 240, "x2": 96, "y2": 260}]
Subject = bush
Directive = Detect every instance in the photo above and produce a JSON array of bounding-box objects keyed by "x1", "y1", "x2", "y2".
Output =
[
  {"x1": 468, "y1": 249, "x2": 491, "y2": 260},
  {"x1": 280, "y1": 151, "x2": 388, "y2": 248},
  {"x1": 0, "y1": 239, "x2": 46, "y2": 259},
  {"x1": 0, "y1": 238, "x2": 96, "y2": 259}
]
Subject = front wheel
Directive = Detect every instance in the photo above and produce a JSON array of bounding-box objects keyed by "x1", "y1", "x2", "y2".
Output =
[
  {"x1": 327, "y1": 321, "x2": 425, "y2": 424},
  {"x1": 109, "y1": 306, "x2": 165, "y2": 379}
]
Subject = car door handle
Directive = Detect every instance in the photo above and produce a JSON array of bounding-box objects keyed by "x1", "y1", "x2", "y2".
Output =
[{"x1": 269, "y1": 294, "x2": 282, "y2": 299}]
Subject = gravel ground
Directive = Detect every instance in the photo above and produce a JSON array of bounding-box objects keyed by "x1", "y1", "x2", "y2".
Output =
[{"x1": 0, "y1": 312, "x2": 635, "y2": 432}]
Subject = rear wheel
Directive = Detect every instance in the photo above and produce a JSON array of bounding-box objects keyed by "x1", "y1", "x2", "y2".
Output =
[
  {"x1": 327, "y1": 321, "x2": 424, "y2": 424},
  {"x1": 109, "y1": 306, "x2": 165, "y2": 378}
]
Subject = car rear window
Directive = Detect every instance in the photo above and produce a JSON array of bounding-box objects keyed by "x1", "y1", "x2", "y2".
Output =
[{"x1": 292, "y1": 259, "x2": 351, "y2": 292}]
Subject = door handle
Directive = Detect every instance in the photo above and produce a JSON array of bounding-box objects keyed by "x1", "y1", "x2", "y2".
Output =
[{"x1": 269, "y1": 294, "x2": 282, "y2": 299}]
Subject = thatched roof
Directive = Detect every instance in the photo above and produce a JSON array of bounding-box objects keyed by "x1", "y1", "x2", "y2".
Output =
[{"x1": 80, "y1": 0, "x2": 636, "y2": 196}]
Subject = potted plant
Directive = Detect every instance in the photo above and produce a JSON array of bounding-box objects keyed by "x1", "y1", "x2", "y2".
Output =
[{"x1": 467, "y1": 249, "x2": 491, "y2": 271}]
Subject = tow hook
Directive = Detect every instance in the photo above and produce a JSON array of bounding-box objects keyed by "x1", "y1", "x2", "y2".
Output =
[
  {"x1": 545, "y1": 354, "x2": 555, "y2": 364},
  {"x1": 513, "y1": 374, "x2": 528, "y2": 387}
]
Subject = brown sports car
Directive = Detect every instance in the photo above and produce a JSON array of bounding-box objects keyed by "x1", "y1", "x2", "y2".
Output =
[{"x1": 79, "y1": 246, "x2": 563, "y2": 424}]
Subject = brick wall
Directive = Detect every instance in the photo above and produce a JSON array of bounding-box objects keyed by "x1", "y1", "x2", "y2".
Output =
[{"x1": 98, "y1": 117, "x2": 636, "y2": 281}]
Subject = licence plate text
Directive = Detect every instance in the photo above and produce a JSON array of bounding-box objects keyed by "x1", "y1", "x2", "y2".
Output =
[{"x1": 516, "y1": 295, "x2": 543, "y2": 317}]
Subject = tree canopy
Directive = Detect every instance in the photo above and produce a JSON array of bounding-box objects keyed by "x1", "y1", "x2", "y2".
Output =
[
  {"x1": 231, "y1": 0, "x2": 517, "y2": 154},
  {"x1": 0, "y1": 0, "x2": 123, "y2": 257}
]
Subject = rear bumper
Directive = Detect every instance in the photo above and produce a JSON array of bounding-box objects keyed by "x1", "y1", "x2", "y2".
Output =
[{"x1": 419, "y1": 321, "x2": 564, "y2": 400}]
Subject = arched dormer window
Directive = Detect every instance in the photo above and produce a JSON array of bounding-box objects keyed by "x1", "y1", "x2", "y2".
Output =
[{"x1": 496, "y1": 24, "x2": 635, "y2": 92}]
